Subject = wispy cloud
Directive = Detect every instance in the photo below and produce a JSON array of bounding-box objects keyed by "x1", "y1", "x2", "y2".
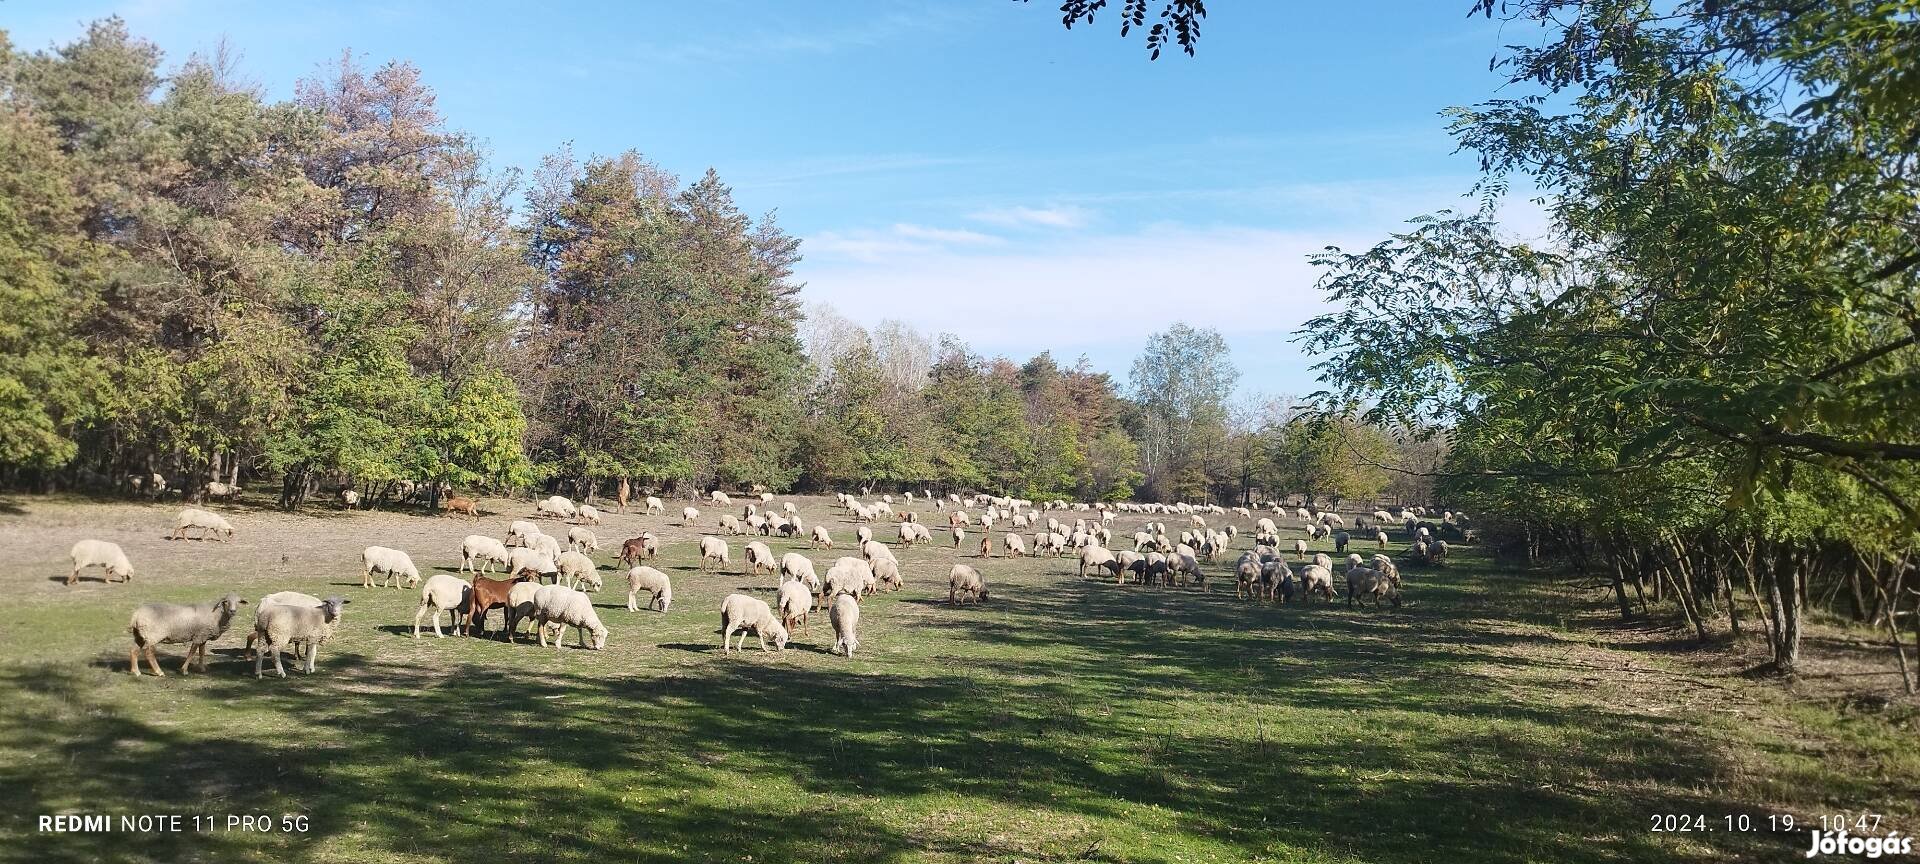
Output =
[
  {"x1": 807, "y1": 222, "x2": 1004, "y2": 263},
  {"x1": 966, "y1": 205, "x2": 1091, "y2": 229}
]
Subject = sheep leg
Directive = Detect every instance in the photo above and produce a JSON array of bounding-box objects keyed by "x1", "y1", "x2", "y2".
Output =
[
  {"x1": 412, "y1": 604, "x2": 428, "y2": 638},
  {"x1": 270, "y1": 643, "x2": 287, "y2": 678},
  {"x1": 67, "y1": 566, "x2": 79, "y2": 586},
  {"x1": 144, "y1": 644, "x2": 166, "y2": 676},
  {"x1": 129, "y1": 645, "x2": 141, "y2": 676},
  {"x1": 433, "y1": 608, "x2": 447, "y2": 637},
  {"x1": 305, "y1": 643, "x2": 319, "y2": 674},
  {"x1": 254, "y1": 642, "x2": 265, "y2": 678}
]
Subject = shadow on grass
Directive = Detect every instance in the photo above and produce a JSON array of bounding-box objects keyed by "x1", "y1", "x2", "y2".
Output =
[{"x1": 0, "y1": 549, "x2": 1834, "y2": 863}]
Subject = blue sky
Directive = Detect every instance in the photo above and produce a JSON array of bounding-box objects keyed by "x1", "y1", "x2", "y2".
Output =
[{"x1": 7, "y1": 0, "x2": 1543, "y2": 401}]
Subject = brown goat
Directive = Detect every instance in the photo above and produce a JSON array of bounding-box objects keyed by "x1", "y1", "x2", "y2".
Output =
[
  {"x1": 617, "y1": 535, "x2": 657, "y2": 567},
  {"x1": 442, "y1": 496, "x2": 479, "y2": 519},
  {"x1": 467, "y1": 570, "x2": 533, "y2": 637}
]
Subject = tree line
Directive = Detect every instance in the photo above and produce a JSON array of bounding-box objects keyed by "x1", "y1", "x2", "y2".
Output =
[{"x1": 0, "y1": 19, "x2": 1407, "y2": 511}]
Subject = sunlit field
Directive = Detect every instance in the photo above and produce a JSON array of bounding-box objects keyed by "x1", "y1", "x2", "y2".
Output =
[{"x1": 3, "y1": 495, "x2": 1912, "y2": 863}]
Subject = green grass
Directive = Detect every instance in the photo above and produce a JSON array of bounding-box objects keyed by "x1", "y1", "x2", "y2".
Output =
[{"x1": 0, "y1": 495, "x2": 1912, "y2": 863}]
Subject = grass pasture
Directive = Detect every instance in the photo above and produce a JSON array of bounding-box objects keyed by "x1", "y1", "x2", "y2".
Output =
[{"x1": 0, "y1": 495, "x2": 1913, "y2": 863}]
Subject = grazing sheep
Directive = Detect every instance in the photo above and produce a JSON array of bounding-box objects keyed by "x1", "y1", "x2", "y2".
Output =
[
  {"x1": 1314, "y1": 552, "x2": 1333, "y2": 571},
  {"x1": 203, "y1": 481, "x2": 242, "y2": 501},
  {"x1": 778, "y1": 579, "x2": 813, "y2": 634},
  {"x1": 710, "y1": 491, "x2": 732, "y2": 506},
  {"x1": 1004, "y1": 533, "x2": 1027, "y2": 557},
  {"x1": 413, "y1": 574, "x2": 472, "y2": 638},
  {"x1": 253, "y1": 596, "x2": 347, "y2": 678},
  {"x1": 528, "y1": 532, "x2": 563, "y2": 561},
  {"x1": 822, "y1": 557, "x2": 872, "y2": 605},
  {"x1": 533, "y1": 584, "x2": 608, "y2": 650},
  {"x1": 441, "y1": 496, "x2": 480, "y2": 518},
  {"x1": 536, "y1": 495, "x2": 577, "y2": 519},
  {"x1": 617, "y1": 533, "x2": 659, "y2": 566},
  {"x1": 831, "y1": 593, "x2": 860, "y2": 657},
  {"x1": 172, "y1": 508, "x2": 235, "y2": 541},
  {"x1": 567, "y1": 526, "x2": 601, "y2": 551},
  {"x1": 811, "y1": 525, "x2": 833, "y2": 549},
  {"x1": 1334, "y1": 530, "x2": 1350, "y2": 554},
  {"x1": 856, "y1": 525, "x2": 874, "y2": 545},
  {"x1": 1079, "y1": 545, "x2": 1119, "y2": 580},
  {"x1": 718, "y1": 593, "x2": 788, "y2": 653},
  {"x1": 745, "y1": 541, "x2": 778, "y2": 577},
  {"x1": 872, "y1": 556, "x2": 904, "y2": 591},
  {"x1": 948, "y1": 564, "x2": 989, "y2": 604},
  {"x1": 859, "y1": 539, "x2": 895, "y2": 566},
  {"x1": 556, "y1": 550, "x2": 599, "y2": 590},
  {"x1": 1299, "y1": 565, "x2": 1335, "y2": 602},
  {"x1": 506, "y1": 520, "x2": 541, "y2": 548},
  {"x1": 625, "y1": 566, "x2": 673, "y2": 612},
  {"x1": 699, "y1": 536, "x2": 731, "y2": 572},
  {"x1": 682, "y1": 506, "x2": 701, "y2": 525},
  {"x1": 1375, "y1": 530, "x2": 1390, "y2": 549},
  {"x1": 645, "y1": 495, "x2": 665, "y2": 515},
  {"x1": 362, "y1": 546, "x2": 421, "y2": 589},
  {"x1": 779, "y1": 553, "x2": 819, "y2": 590},
  {"x1": 503, "y1": 581, "x2": 544, "y2": 641},
  {"x1": 68, "y1": 539, "x2": 134, "y2": 585},
  {"x1": 1235, "y1": 553, "x2": 1262, "y2": 600},
  {"x1": 720, "y1": 514, "x2": 743, "y2": 535},
  {"x1": 508, "y1": 547, "x2": 559, "y2": 582},
  {"x1": 1346, "y1": 565, "x2": 1401, "y2": 609},
  {"x1": 127, "y1": 593, "x2": 247, "y2": 676},
  {"x1": 575, "y1": 504, "x2": 601, "y2": 525}
]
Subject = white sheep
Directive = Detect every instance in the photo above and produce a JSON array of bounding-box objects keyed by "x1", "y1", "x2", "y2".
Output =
[
  {"x1": 720, "y1": 513, "x2": 743, "y2": 535},
  {"x1": 719, "y1": 593, "x2": 788, "y2": 653},
  {"x1": 413, "y1": 574, "x2": 472, "y2": 638},
  {"x1": 682, "y1": 506, "x2": 701, "y2": 525},
  {"x1": 822, "y1": 557, "x2": 872, "y2": 605},
  {"x1": 203, "y1": 480, "x2": 242, "y2": 501},
  {"x1": 1078, "y1": 545, "x2": 1118, "y2": 579},
  {"x1": 566, "y1": 526, "x2": 601, "y2": 552},
  {"x1": 1299, "y1": 565, "x2": 1335, "y2": 602},
  {"x1": 856, "y1": 525, "x2": 874, "y2": 545},
  {"x1": 533, "y1": 584, "x2": 607, "y2": 649},
  {"x1": 778, "y1": 579, "x2": 813, "y2": 634},
  {"x1": 556, "y1": 549, "x2": 599, "y2": 590},
  {"x1": 243, "y1": 591, "x2": 320, "y2": 660},
  {"x1": 506, "y1": 520, "x2": 541, "y2": 547},
  {"x1": 536, "y1": 495, "x2": 577, "y2": 518},
  {"x1": 811, "y1": 524, "x2": 833, "y2": 549},
  {"x1": 68, "y1": 539, "x2": 134, "y2": 585},
  {"x1": 872, "y1": 556, "x2": 903, "y2": 591},
  {"x1": 709, "y1": 490, "x2": 732, "y2": 506},
  {"x1": 171, "y1": 508, "x2": 234, "y2": 541},
  {"x1": 1004, "y1": 533, "x2": 1027, "y2": 557},
  {"x1": 830, "y1": 593, "x2": 860, "y2": 657},
  {"x1": 745, "y1": 541, "x2": 778, "y2": 577},
  {"x1": 128, "y1": 593, "x2": 247, "y2": 676},
  {"x1": 337, "y1": 489, "x2": 360, "y2": 509},
  {"x1": 645, "y1": 495, "x2": 665, "y2": 515},
  {"x1": 575, "y1": 503, "x2": 601, "y2": 525},
  {"x1": 625, "y1": 565, "x2": 673, "y2": 612},
  {"x1": 1346, "y1": 565, "x2": 1401, "y2": 608},
  {"x1": 528, "y1": 532, "x2": 563, "y2": 561},
  {"x1": 508, "y1": 546, "x2": 559, "y2": 581},
  {"x1": 699, "y1": 535, "x2": 731, "y2": 572},
  {"x1": 362, "y1": 546, "x2": 420, "y2": 589},
  {"x1": 779, "y1": 553, "x2": 819, "y2": 590},
  {"x1": 253, "y1": 596, "x2": 347, "y2": 678},
  {"x1": 948, "y1": 564, "x2": 989, "y2": 604},
  {"x1": 504, "y1": 581, "x2": 544, "y2": 641}
]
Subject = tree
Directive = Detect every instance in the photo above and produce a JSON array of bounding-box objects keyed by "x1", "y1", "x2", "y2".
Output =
[
  {"x1": 1018, "y1": 0, "x2": 1208, "y2": 60},
  {"x1": 1128, "y1": 323, "x2": 1237, "y2": 501}
]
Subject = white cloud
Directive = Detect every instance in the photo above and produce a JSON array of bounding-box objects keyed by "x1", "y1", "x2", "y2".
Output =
[
  {"x1": 807, "y1": 222, "x2": 1004, "y2": 264},
  {"x1": 966, "y1": 205, "x2": 1091, "y2": 229}
]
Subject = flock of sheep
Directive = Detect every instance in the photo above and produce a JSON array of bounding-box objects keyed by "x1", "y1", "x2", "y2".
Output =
[{"x1": 67, "y1": 488, "x2": 1470, "y2": 679}]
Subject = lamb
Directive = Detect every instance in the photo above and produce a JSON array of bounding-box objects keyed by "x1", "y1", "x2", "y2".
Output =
[
  {"x1": 172, "y1": 508, "x2": 235, "y2": 541},
  {"x1": 830, "y1": 593, "x2": 860, "y2": 657},
  {"x1": 556, "y1": 550, "x2": 599, "y2": 591},
  {"x1": 682, "y1": 506, "x2": 701, "y2": 525},
  {"x1": 952, "y1": 525, "x2": 966, "y2": 548},
  {"x1": 1375, "y1": 530, "x2": 1390, "y2": 549},
  {"x1": 1289, "y1": 537, "x2": 1309, "y2": 557},
  {"x1": 68, "y1": 539, "x2": 134, "y2": 585},
  {"x1": 625, "y1": 565, "x2": 673, "y2": 612},
  {"x1": 618, "y1": 533, "x2": 659, "y2": 566},
  {"x1": 413, "y1": 574, "x2": 472, "y2": 638},
  {"x1": 699, "y1": 535, "x2": 731, "y2": 572},
  {"x1": 361, "y1": 546, "x2": 420, "y2": 589},
  {"x1": 645, "y1": 495, "x2": 665, "y2": 515},
  {"x1": 575, "y1": 504, "x2": 601, "y2": 525},
  {"x1": 745, "y1": 541, "x2": 778, "y2": 577},
  {"x1": 460, "y1": 535, "x2": 511, "y2": 574},
  {"x1": 947, "y1": 564, "x2": 989, "y2": 604},
  {"x1": 718, "y1": 593, "x2": 788, "y2": 653},
  {"x1": 1346, "y1": 565, "x2": 1402, "y2": 609},
  {"x1": 252, "y1": 596, "x2": 347, "y2": 678},
  {"x1": 567, "y1": 526, "x2": 601, "y2": 552},
  {"x1": 127, "y1": 593, "x2": 247, "y2": 676},
  {"x1": 533, "y1": 584, "x2": 608, "y2": 649},
  {"x1": 778, "y1": 579, "x2": 813, "y2": 634},
  {"x1": 810, "y1": 524, "x2": 833, "y2": 548},
  {"x1": 442, "y1": 496, "x2": 480, "y2": 518}
]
